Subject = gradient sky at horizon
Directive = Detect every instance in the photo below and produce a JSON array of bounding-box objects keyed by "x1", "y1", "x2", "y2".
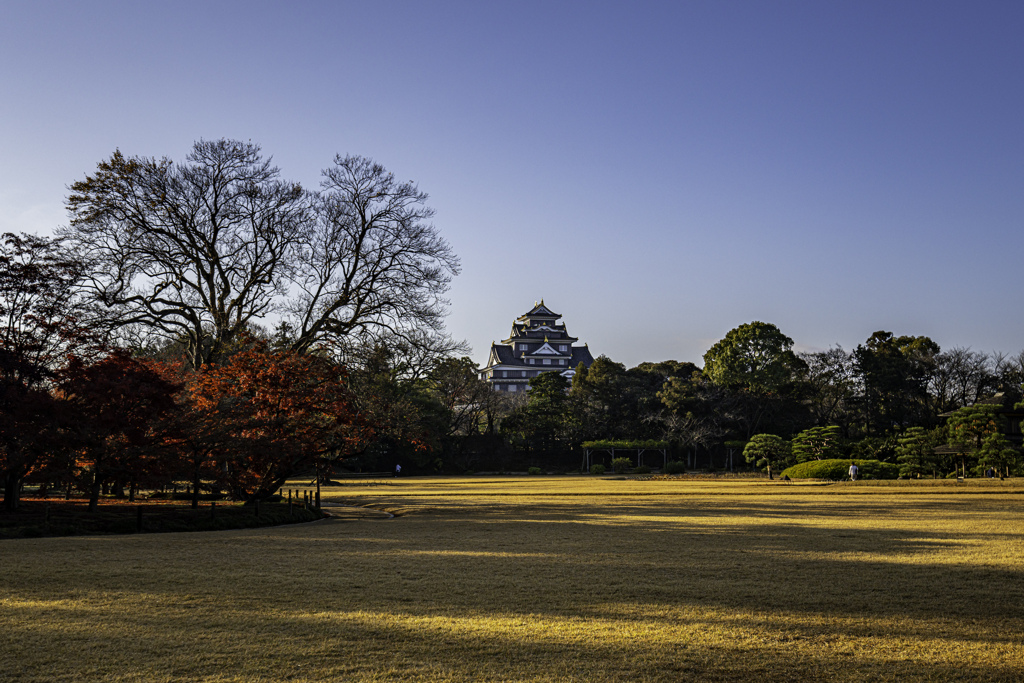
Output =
[{"x1": 2, "y1": 1, "x2": 1021, "y2": 367}]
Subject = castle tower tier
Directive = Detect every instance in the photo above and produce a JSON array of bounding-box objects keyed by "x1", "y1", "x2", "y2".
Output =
[{"x1": 479, "y1": 300, "x2": 596, "y2": 392}]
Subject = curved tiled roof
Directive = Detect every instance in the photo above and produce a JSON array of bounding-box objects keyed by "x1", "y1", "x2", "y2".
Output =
[{"x1": 482, "y1": 303, "x2": 595, "y2": 378}]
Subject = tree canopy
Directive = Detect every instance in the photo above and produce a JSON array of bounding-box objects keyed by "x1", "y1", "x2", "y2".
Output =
[
  {"x1": 63, "y1": 140, "x2": 459, "y2": 368},
  {"x1": 703, "y1": 321, "x2": 804, "y2": 393}
]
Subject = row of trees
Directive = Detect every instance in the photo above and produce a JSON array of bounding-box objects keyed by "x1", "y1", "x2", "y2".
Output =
[
  {"x1": 494, "y1": 322, "x2": 1024, "y2": 474},
  {"x1": 3, "y1": 139, "x2": 1021, "y2": 508}
]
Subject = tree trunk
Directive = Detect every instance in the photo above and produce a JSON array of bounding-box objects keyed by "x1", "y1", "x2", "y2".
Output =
[
  {"x1": 192, "y1": 466, "x2": 201, "y2": 509},
  {"x1": 767, "y1": 464, "x2": 773, "y2": 480},
  {"x1": 88, "y1": 477, "x2": 101, "y2": 512},
  {"x1": 4, "y1": 474, "x2": 21, "y2": 512}
]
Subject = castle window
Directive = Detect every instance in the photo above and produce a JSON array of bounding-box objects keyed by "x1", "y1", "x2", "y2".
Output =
[
  {"x1": 508, "y1": 384, "x2": 517, "y2": 392},
  {"x1": 560, "y1": 345, "x2": 567, "y2": 351},
  {"x1": 543, "y1": 359, "x2": 551, "y2": 365}
]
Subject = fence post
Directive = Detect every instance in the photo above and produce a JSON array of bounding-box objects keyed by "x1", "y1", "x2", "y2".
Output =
[
  {"x1": 136, "y1": 506, "x2": 143, "y2": 533},
  {"x1": 211, "y1": 501, "x2": 216, "y2": 518}
]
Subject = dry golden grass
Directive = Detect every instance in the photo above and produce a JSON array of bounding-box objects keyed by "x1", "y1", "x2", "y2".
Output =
[{"x1": 2, "y1": 476, "x2": 1023, "y2": 681}]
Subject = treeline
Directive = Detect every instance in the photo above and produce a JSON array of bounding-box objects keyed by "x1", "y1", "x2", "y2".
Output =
[
  {"x1": 1, "y1": 139, "x2": 466, "y2": 511},
  {"x1": 494, "y1": 322, "x2": 1024, "y2": 477},
  {"x1": 3, "y1": 140, "x2": 1022, "y2": 511}
]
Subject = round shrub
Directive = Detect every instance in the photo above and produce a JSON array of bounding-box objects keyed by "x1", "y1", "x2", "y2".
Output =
[
  {"x1": 632, "y1": 465, "x2": 651, "y2": 474},
  {"x1": 780, "y1": 459, "x2": 899, "y2": 481},
  {"x1": 527, "y1": 467, "x2": 542, "y2": 475},
  {"x1": 589, "y1": 464, "x2": 606, "y2": 475},
  {"x1": 611, "y1": 457, "x2": 632, "y2": 474},
  {"x1": 663, "y1": 461, "x2": 686, "y2": 475}
]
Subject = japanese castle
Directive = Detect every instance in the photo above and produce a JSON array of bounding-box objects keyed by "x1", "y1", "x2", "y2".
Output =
[{"x1": 480, "y1": 301, "x2": 595, "y2": 392}]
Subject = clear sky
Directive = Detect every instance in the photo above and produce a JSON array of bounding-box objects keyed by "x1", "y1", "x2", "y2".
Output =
[{"x1": 2, "y1": 1, "x2": 1021, "y2": 367}]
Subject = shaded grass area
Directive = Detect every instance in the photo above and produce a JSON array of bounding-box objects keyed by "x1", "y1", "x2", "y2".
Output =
[
  {"x1": 2, "y1": 477, "x2": 1023, "y2": 681},
  {"x1": 0, "y1": 500, "x2": 324, "y2": 539}
]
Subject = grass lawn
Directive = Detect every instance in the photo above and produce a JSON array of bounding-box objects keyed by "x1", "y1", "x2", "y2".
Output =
[{"x1": 2, "y1": 476, "x2": 1023, "y2": 681}]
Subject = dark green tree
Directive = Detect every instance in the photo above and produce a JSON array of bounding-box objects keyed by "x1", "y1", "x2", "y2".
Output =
[
  {"x1": 854, "y1": 331, "x2": 940, "y2": 435},
  {"x1": 570, "y1": 355, "x2": 661, "y2": 442},
  {"x1": 703, "y1": 322, "x2": 805, "y2": 393},
  {"x1": 976, "y1": 432, "x2": 1020, "y2": 477},
  {"x1": 791, "y1": 426, "x2": 843, "y2": 462},
  {"x1": 895, "y1": 427, "x2": 942, "y2": 478},
  {"x1": 743, "y1": 434, "x2": 791, "y2": 480},
  {"x1": 502, "y1": 372, "x2": 570, "y2": 458}
]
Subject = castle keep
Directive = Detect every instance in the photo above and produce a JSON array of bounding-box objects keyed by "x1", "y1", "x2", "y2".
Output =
[{"x1": 479, "y1": 301, "x2": 595, "y2": 392}]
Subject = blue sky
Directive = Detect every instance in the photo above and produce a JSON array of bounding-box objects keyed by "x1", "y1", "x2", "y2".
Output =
[{"x1": 2, "y1": 1, "x2": 1021, "y2": 367}]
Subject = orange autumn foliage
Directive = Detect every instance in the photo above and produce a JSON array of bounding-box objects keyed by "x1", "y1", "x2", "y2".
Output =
[{"x1": 187, "y1": 340, "x2": 370, "y2": 501}]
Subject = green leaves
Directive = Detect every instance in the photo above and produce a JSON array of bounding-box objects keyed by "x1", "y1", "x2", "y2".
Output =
[
  {"x1": 743, "y1": 434, "x2": 791, "y2": 474},
  {"x1": 703, "y1": 321, "x2": 801, "y2": 393},
  {"x1": 791, "y1": 426, "x2": 843, "y2": 463}
]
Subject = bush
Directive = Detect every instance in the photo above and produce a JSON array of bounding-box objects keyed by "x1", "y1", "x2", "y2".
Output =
[
  {"x1": 589, "y1": 464, "x2": 606, "y2": 475},
  {"x1": 664, "y1": 461, "x2": 686, "y2": 475},
  {"x1": 780, "y1": 459, "x2": 899, "y2": 481},
  {"x1": 527, "y1": 467, "x2": 542, "y2": 475},
  {"x1": 611, "y1": 457, "x2": 632, "y2": 474},
  {"x1": 632, "y1": 465, "x2": 651, "y2": 474}
]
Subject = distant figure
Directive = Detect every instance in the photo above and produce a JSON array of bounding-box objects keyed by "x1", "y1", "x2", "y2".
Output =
[
  {"x1": 986, "y1": 467, "x2": 995, "y2": 478},
  {"x1": 848, "y1": 463, "x2": 859, "y2": 481},
  {"x1": 394, "y1": 464, "x2": 402, "y2": 477}
]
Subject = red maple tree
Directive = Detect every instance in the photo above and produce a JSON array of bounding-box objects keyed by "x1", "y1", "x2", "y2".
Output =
[{"x1": 187, "y1": 340, "x2": 370, "y2": 502}]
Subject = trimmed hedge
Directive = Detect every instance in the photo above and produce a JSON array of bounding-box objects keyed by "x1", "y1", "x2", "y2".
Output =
[
  {"x1": 780, "y1": 459, "x2": 899, "y2": 481},
  {"x1": 611, "y1": 457, "x2": 633, "y2": 474},
  {"x1": 664, "y1": 461, "x2": 686, "y2": 474},
  {"x1": 581, "y1": 440, "x2": 669, "y2": 450}
]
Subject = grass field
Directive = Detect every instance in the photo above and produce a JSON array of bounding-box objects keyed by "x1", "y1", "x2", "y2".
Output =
[{"x1": 2, "y1": 476, "x2": 1023, "y2": 681}]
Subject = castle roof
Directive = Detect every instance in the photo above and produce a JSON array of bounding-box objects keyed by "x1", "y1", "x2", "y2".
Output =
[
  {"x1": 516, "y1": 299, "x2": 560, "y2": 321},
  {"x1": 481, "y1": 302, "x2": 595, "y2": 376}
]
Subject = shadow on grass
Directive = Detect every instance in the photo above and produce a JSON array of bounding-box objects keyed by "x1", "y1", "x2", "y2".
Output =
[
  {"x1": 3, "y1": 494, "x2": 1023, "y2": 681},
  {"x1": 2, "y1": 592, "x2": 1021, "y2": 682},
  {"x1": 0, "y1": 500, "x2": 324, "y2": 539}
]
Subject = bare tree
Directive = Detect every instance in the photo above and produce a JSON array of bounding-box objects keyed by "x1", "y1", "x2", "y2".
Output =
[
  {"x1": 993, "y1": 350, "x2": 1024, "y2": 396},
  {"x1": 63, "y1": 141, "x2": 460, "y2": 369},
  {"x1": 930, "y1": 347, "x2": 997, "y2": 412},
  {"x1": 799, "y1": 346, "x2": 858, "y2": 431},
  {"x1": 285, "y1": 155, "x2": 460, "y2": 355},
  {"x1": 63, "y1": 140, "x2": 307, "y2": 368}
]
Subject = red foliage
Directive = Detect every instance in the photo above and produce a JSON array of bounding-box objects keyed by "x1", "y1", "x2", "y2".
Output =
[
  {"x1": 186, "y1": 339, "x2": 370, "y2": 501},
  {"x1": 57, "y1": 351, "x2": 181, "y2": 510}
]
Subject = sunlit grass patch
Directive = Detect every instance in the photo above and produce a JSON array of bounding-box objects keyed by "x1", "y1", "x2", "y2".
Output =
[{"x1": 2, "y1": 477, "x2": 1023, "y2": 681}]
